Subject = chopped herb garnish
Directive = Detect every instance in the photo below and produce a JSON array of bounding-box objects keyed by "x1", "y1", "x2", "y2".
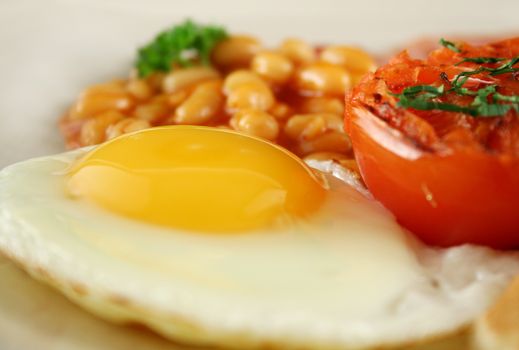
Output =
[
  {"x1": 136, "y1": 20, "x2": 228, "y2": 77},
  {"x1": 455, "y1": 57, "x2": 506, "y2": 65},
  {"x1": 489, "y1": 56, "x2": 519, "y2": 76},
  {"x1": 393, "y1": 84, "x2": 473, "y2": 115},
  {"x1": 439, "y1": 38, "x2": 461, "y2": 53},
  {"x1": 471, "y1": 85, "x2": 517, "y2": 116},
  {"x1": 392, "y1": 41, "x2": 519, "y2": 117},
  {"x1": 397, "y1": 84, "x2": 445, "y2": 97},
  {"x1": 394, "y1": 83, "x2": 518, "y2": 117}
]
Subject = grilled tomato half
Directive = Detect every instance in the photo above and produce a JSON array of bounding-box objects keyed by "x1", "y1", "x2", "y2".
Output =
[{"x1": 345, "y1": 37, "x2": 519, "y2": 248}]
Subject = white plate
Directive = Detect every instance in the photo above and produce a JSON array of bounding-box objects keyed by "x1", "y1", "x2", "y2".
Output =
[{"x1": 0, "y1": 0, "x2": 517, "y2": 348}]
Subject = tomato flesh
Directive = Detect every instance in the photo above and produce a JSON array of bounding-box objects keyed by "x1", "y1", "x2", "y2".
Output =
[{"x1": 345, "y1": 38, "x2": 519, "y2": 248}]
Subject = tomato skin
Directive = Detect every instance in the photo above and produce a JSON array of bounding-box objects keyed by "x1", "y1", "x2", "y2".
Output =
[{"x1": 345, "y1": 103, "x2": 519, "y2": 248}]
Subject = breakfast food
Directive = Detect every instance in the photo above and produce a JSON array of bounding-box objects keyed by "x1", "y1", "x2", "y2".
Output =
[
  {"x1": 59, "y1": 20, "x2": 376, "y2": 164},
  {"x1": 2, "y1": 17, "x2": 519, "y2": 348},
  {"x1": 345, "y1": 37, "x2": 519, "y2": 248},
  {"x1": 2, "y1": 126, "x2": 519, "y2": 350}
]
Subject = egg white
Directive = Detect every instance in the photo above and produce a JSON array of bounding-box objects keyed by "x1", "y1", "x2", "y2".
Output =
[{"x1": 1, "y1": 148, "x2": 519, "y2": 350}]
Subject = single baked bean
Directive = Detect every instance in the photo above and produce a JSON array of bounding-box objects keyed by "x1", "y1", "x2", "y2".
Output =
[
  {"x1": 162, "y1": 67, "x2": 220, "y2": 94},
  {"x1": 300, "y1": 116, "x2": 327, "y2": 140},
  {"x1": 133, "y1": 101, "x2": 170, "y2": 124},
  {"x1": 126, "y1": 79, "x2": 152, "y2": 101},
  {"x1": 294, "y1": 63, "x2": 351, "y2": 96},
  {"x1": 223, "y1": 70, "x2": 264, "y2": 94},
  {"x1": 212, "y1": 35, "x2": 262, "y2": 69},
  {"x1": 226, "y1": 82, "x2": 275, "y2": 112},
  {"x1": 280, "y1": 38, "x2": 316, "y2": 65},
  {"x1": 269, "y1": 102, "x2": 293, "y2": 120},
  {"x1": 174, "y1": 80, "x2": 224, "y2": 125},
  {"x1": 251, "y1": 52, "x2": 294, "y2": 85},
  {"x1": 320, "y1": 46, "x2": 376, "y2": 73},
  {"x1": 229, "y1": 109, "x2": 279, "y2": 140}
]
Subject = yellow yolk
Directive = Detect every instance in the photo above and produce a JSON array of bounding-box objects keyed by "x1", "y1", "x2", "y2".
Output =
[{"x1": 67, "y1": 126, "x2": 326, "y2": 232}]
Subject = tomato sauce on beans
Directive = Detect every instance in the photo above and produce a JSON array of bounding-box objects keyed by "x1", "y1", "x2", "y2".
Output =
[{"x1": 59, "y1": 35, "x2": 375, "y2": 162}]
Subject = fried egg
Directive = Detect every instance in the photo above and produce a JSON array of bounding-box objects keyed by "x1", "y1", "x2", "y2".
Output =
[{"x1": 0, "y1": 126, "x2": 518, "y2": 350}]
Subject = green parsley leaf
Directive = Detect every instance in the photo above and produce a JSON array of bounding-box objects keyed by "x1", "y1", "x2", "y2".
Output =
[
  {"x1": 398, "y1": 97, "x2": 474, "y2": 115},
  {"x1": 439, "y1": 38, "x2": 461, "y2": 53},
  {"x1": 455, "y1": 57, "x2": 506, "y2": 65},
  {"x1": 451, "y1": 68, "x2": 484, "y2": 89},
  {"x1": 489, "y1": 56, "x2": 519, "y2": 76},
  {"x1": 136, "y1": 20, "x2": 228, "y2": 77},
  {"x1": 397, "y1": 84, "x2": 445, "y2": 97}
]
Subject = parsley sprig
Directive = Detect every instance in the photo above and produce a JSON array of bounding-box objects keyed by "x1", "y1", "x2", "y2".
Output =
[
  {"x1": 392, "y1": 38, "x2": 519, "y2": 117},
  {"x1": 439, "y1": 38, "x2": 461, "y2": 53},
  {"x1": 136, "y1": 20, "x2": 228, "y2": 77}
]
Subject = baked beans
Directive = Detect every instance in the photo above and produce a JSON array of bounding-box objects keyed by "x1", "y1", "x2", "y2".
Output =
[
  {"x1": 173, "y1": 80, "x2": 224, "y2": 125},
  {"x1": 60, "y1": 35, "x2": 375, "y2": 163}
]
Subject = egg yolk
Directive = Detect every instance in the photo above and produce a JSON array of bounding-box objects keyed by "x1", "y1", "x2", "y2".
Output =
[{"x1": 67, "y1": 126, "x2": 326, "y2": 232}]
